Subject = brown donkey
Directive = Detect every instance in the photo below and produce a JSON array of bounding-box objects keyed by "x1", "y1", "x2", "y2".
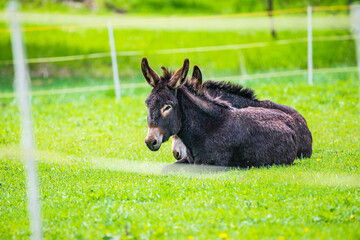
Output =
[
  {"x1": 171, "y1": 65, "x2": 312, "y2": 160},
  {"x1": 142, "y1": 58, "x2": 297, "y2": 167}
]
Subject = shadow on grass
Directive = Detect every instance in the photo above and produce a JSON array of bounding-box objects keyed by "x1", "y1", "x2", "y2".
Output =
[{"x1": 161, "y1": 163, "x2": 236, "y2": 175}]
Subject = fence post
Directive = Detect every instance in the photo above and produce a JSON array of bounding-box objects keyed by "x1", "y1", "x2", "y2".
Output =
[
  {"x1": 307, "y1": 5, "x2": 313, "y2": 86},
  {"x1": 7, "y1": 1, "x2": 42, "y2": 239},
  {"x1": 238, "y1": 51, "x2": 247, "y2": 82},
  {"x1": 350, "y1": 3, "x2": 360, "y2": 108},
  {"x1": 108, "y1": 21, "x2": 121, "y2": 100}
]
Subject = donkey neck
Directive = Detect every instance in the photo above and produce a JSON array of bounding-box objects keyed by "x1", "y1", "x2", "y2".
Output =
[{"x1": 176, "y1": 87, "x2": 227, "y2": 145}]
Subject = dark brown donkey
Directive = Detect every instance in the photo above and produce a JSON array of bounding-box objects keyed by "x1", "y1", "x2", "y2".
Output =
[
  {"x1": 171, "y1": 66, "x2": 313, "y2": 160},
  {"x1": 142, "y1": 58, "x2": 297, "y2": 167}
]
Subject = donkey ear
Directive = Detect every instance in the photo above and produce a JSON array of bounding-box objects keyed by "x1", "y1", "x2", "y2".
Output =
[
  {"x1": 141, "y1": 57, "x2": 160, "y2": 87},
  {"x1": 190, "y1": 65, "x2": 202, "y2": 89},
  {"x1": 168, "y1": 58, "x2": 189, "y2": 89}
]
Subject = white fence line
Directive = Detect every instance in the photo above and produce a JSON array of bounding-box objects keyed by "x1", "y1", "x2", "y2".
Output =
[
  {"x1": 0, "y1": 83, "x2": 146, "y2": 98},
  {"x1": 0, "y1": 35, "x2": 355, "y2": 65},
  {"x1": 0, "y1": 66, "x2": 357, "y2": 99},
  {"x1": 107, "y1": 21, "x2": 121, "y2": 100},
  {"x1": 7, "y1": 1, "x2": 43, "y2": 239},
  {"x1": 217, "y1": 66, "x2": 358, "y2": 80}
]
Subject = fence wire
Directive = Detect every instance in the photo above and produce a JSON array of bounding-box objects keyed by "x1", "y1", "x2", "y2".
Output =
[
  {"x1": 0, "y1": 4, "x2": 357, "y2": 34},
  {"x1": 0, "y1": 35, "x2": 355, "y2": 65},
  {"x1": 0, "y1": 66, "x2": 357, "y2": 99}
]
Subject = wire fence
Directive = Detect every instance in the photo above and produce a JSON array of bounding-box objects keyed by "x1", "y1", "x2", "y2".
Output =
[
  {"x1": 0, "y1": 66, "x2": 358, "y2": 99},
  {"x1": 0, "y1": 4, "x2": 356, "y2": 34},
  {"x1": 0, "y1": 4, "x2": 359, "y2": 98},
  {"x1": 0, "y1": 35, "x2": 355, "y2": 65}
]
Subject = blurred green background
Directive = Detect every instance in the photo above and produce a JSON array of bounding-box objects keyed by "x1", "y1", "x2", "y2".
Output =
[
  {"x1": 0, "y1": 0, "x2": 357, "y2": 92},
  {"x1": 0, "y1": 0, "x2": 352, "y2": 15}
]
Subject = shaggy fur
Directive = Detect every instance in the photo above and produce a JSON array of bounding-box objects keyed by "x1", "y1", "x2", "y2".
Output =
[
  {"x1": 142, "y1": 58, "x2": 298, "y2": 167},
  {"x1": 171, "y1": 66, "x2": 312, "y2": 159}
]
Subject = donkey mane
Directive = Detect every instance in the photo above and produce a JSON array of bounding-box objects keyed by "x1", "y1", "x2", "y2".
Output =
[
  {"x1": 161, "y1": 67, "x2": 258, "y2": 101},
  {"x1": 203, "y1": 80, "x2": 258, "y2": 101},
  {"x1": 160, "y1": 67, "x2": 174, "y2": 82}
]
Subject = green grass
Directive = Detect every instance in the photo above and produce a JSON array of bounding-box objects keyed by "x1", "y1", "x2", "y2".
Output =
[
  {"x1": 0, "y1": 0, "x2": 351, "y2": 15},
  {"x1": 0, "y1": 14, "x2": 355, "y2": 86},
  {"x1": 0, "y1": 72, "x2": 359, "y2": 239},
  {"x1": 0, "y1": 8, "x2": 359, "y2": 239}
]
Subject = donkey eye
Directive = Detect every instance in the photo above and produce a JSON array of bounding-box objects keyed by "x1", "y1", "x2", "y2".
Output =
[
  {"x1": 164, "y1": 105, "x2": 172, "y2": 111},
  {"x1": 162, "y1": 105, "x2": 172, "y2": 114}
]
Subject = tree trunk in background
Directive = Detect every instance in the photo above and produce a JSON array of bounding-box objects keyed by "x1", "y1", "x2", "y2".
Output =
[
  {"x1": 348, "y1": 0, "x2": 353, "y2": 14},
  {"x1": 267, "y1": 0, "x2": 277, "y2": 38},
  {"x1": 85, "y1": 0, "x2": 97, "y2": 11}
]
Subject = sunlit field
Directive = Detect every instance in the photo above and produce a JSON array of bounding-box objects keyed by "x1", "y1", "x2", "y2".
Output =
[
  {"x1": 0, "y1": 7, "x2": 359, "y2": 240},
  {"x1": 0, "y1": 13, "x2": 356, "y2": 83},
  {"x1": 1, "y1": 73, "x2": 359, "y2": 239}
]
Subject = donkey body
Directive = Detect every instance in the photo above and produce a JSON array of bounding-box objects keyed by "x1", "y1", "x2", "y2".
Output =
[
  {"x1": 142, "y1": 58, "x2": 297, "y2": 167},
  {"x1": 172, "y1": 67, "x2": 312, "y2": 160},
  {"x1": 176, "y1": 90, "x2": 297, "y2": 167}
]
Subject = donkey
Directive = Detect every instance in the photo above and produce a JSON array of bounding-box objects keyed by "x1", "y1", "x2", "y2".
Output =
[
  {"x1": 142, "y1": 58, "x2": 297, "y2": 167},
  {"x1": 171, "y1": 65, "x2": 312, "y2": 160}
]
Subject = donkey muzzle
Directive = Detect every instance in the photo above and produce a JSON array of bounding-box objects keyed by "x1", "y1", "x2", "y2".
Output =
[
  {"x1": 172, "y1": 149, "x2": 181, "y2": 160},
  {"x1": 171, "y1": 135, "x2": 187, "y2": 160},
  {"x1": 145, "y1": 127, "x2": 163, "y2": 151}
]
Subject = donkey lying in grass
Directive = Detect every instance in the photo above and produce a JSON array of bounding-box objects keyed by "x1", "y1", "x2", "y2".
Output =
[
  {"x1": 171, "y1": 66, "x2": 313, "y2": 160},
  {"x1": 142, "y1": 58, "x2": 297, "y2": 167}
]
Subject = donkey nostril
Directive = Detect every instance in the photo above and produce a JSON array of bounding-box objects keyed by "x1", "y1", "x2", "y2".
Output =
[
  {"x1": 175, "y1": 152, "x2": 180, "y2": 159},
  {"x1": 152, "y1": 139, "x2": 158, "y2": 146}
]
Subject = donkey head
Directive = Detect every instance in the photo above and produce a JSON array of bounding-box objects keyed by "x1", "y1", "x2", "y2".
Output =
[
  {"x1": 171, "y1": 65, "x2": 202, "y2": 159},
  {"x1": 142, "y1": 57, "x2": 189, "y2": 151}
]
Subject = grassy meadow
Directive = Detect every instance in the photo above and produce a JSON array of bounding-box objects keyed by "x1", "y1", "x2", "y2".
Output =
[
  {"x1": 1, "y1": 73, "x2": 359, "y2": 239},
  {"x1": 0, "y1": 7, "x2": 360, "y2": 240},
  {"x1": 0, "y1": 12, "x2": 356, "y2": 86},
  {"x1": 0, "y1": 0, "x2": 351, "y2": 15}
]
